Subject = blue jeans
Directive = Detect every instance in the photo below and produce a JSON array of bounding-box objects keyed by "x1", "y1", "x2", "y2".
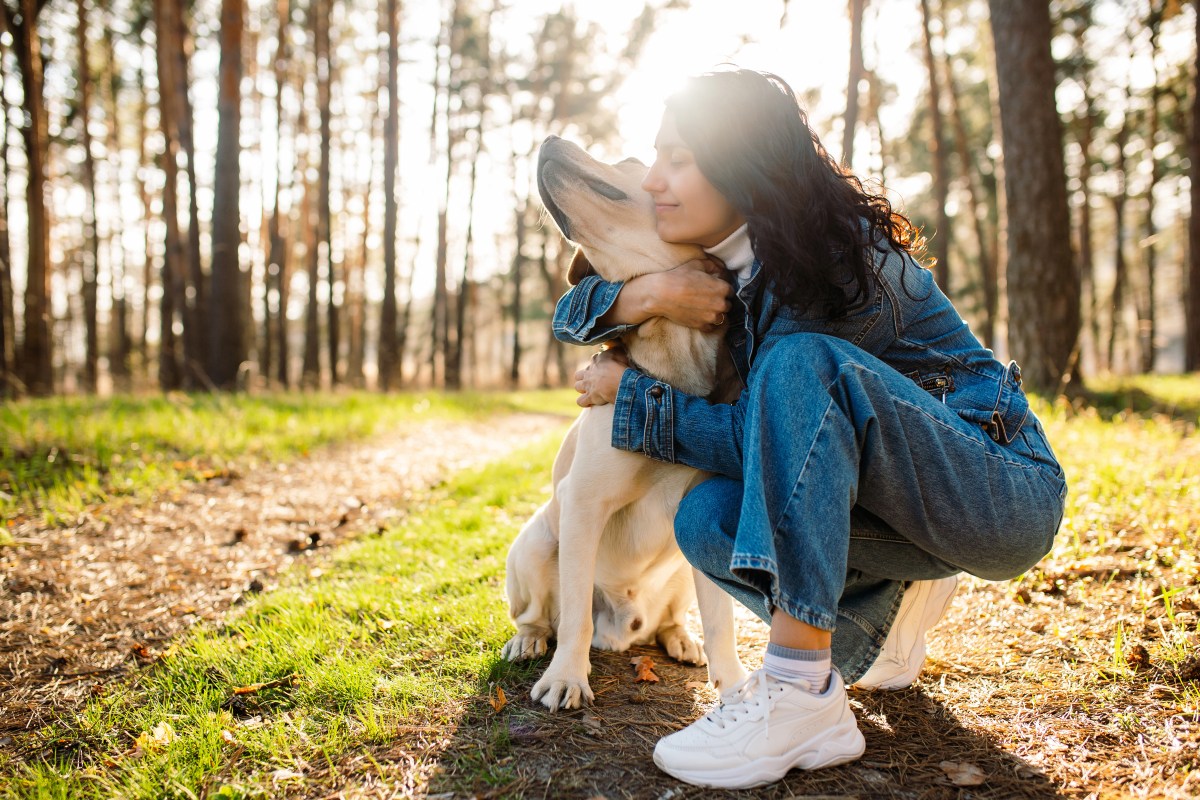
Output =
[{"x1": 674, "y1": 334, "x2": 1067, "y2": 682}]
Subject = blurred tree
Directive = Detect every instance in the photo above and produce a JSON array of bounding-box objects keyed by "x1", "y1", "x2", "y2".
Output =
[
  {"x1": 0, "y1": 11, "x2": 13, "y2": 395},
  {"x1": 153, "y1": 0, "x2": 186, "y2": 389},
  {"x1": 988, "y1": 0, "x2": 1079, "y2": 392},
  {"x1": 1108, "y1": 74, "x2": 1133, "y2": 373},
  {"x1": 316, "y1": 0, "x2": 337, "y2": 386},
  {"x1": 1058, "y1": 1, "x2": 1101, "y2": 372},
  {"x1": 939, "y1": 1, "x2": 996, "y2": 346},
  {"x1": 76, "y1": 0, "x2": 100, "y2": 393},
  {"x1": 103, "y1": 13, "x2": 131, "y2": 390},
  {"x1": 265, "y1": 0, "x2": 294, "y2": 387},
  {"x1": 209, "y1": 0, "x2": 246, "y2": 389},
  {"x1": 377, "y1": 0, "x2": 402, "y2": 390},
  {"x1": 841, "y1": 0, "x2": 865, "y2": 167},
  {"x1": 3, "y1": 0, "x2": 53, "y2": 395},
  {"x1": 920, "y1": 0, "x2": 950, "y2": 292},
  {"x1": 1188, "y1": 0, "x2": 1199, "y2": 371},
  {"x1": 1138, "y1": 7, "x2": 1164, "y2": 373}
]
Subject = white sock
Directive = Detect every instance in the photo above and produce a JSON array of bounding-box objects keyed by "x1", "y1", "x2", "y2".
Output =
[{"x1": 763, "y1": 643, "x2": 832, "y2": 694}]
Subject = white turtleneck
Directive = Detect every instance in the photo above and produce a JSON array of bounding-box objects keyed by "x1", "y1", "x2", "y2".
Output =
[{"x1": 703, "y1": 223, "x2": 755, "y2": 287}]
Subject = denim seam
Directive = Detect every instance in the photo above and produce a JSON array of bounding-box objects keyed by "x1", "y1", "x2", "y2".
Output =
[
  {"x1": 764, "y1": 391, "x2": 841, "y2": 629},
  {"x1": 849, "y1": 282, "x2": 884, "y2": 346}
]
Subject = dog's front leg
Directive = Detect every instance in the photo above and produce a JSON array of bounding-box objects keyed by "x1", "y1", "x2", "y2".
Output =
[
  {"x1": 693, "y1": 569, "x2": 747, "y2": 694},
  {"x1": 529, "y1": 489, "x2": 610, "y2": 711}
]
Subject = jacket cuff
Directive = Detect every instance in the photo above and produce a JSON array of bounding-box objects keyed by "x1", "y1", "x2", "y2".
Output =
[
  {"x1": 611, "y1": 369, "x2": 675, "y2": 462},
  {"x1": 552, "y1": 276, "x2": 636, "y2": 345}
]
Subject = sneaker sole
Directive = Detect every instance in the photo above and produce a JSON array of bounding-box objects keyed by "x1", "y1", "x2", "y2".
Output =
[{"x1": 652, "y1": 719, "x2": 866, "y2": 789}]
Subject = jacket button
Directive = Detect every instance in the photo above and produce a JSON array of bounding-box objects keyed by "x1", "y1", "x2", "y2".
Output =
[{"x1": 649, "y1": 385, "x2": 664, "y2": 399}]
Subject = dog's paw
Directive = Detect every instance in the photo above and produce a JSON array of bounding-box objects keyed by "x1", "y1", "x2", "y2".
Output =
[
  {"x1": 530, "y1": 671, "x2": 594, "y2": 711},
  {"x1": 658, "y1": 625, "x2": 707, "y2": 666},
  {"x1": 709, "y1": 663, "x2": 749, "y2": 695},
  {"x1": 501, "y1": 631, "x2": 549, "y2": 662}
]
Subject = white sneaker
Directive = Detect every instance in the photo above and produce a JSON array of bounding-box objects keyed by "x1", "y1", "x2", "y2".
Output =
[
  {"x1": 652, "y1": 669, "x2": 865, "y2": 789},
  {"x1": 854, "y1": 575, "x2": 960, "y2": 690}
]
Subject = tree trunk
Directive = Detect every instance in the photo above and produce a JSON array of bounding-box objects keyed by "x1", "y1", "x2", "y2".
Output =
[
  {"x1": 0, "y1": 12, "x2": 14, "y2": 396},
  {"x1": 1140, "y1": 61, "x2": 1160, "y2": 374},
  {"x1": 175, "y1": 5, "x2": 207, "y2": 387},
  {"x1": 315, "y1": 0, "x2": 337, "y2": 385},
  {"x1": 938, "y1": 5, "x2": 995, "y2": 348},
  {"x1": 841, "y1": 0, "x2": 865, "y2": 167},
  {"x1": 1108, "y1": 97, "x2": 1132, "y2": 374},
  {"x1": 988, "y1": 0, "x2": 1078, "y2": 393},
  {"x1": 509, "y1": 198, "x2": 525, "y2": 389},
  {"x1": 11, "y1": 0, "x2": 53, "y2": 395},
  {"x1": 103, "y1": 17, "x2": 131, "y2": 390},
  {"x1": 153, "y1": 0, "x2": 189, "y2": 389},
  {"x1": 378, "y1": 0, "x2": 401, "y2": 390},
  {"x1": 920, "y1": 0, "x2": 951, "y2": 293},
  {"x1": 1187, "y1": 5, "x2": 1200, "y2": 372},
  {"x1": 209, "y1": 0, "x2": 245, "y2": 389},
  {"x1": 347, "y1": 94, "x2": 376, "y2": 388},
  {"x1": 1077, "y1": 107, "x2": 1099, "y2": 373},
  {"x1": 267, "y1": 0, "x2": 293, "y2": 387},
  {"x1": 76, "y1": 0, "x2": 101, "y2": 393},
  {"x1": 451, "y1": 126, "x2": 482, "y2": 390},
  {"x1": 137, "y1": 60, "x2": 153, "y2": 379}
]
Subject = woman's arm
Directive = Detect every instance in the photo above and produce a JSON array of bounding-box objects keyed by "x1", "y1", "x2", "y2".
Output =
[
  {"x1": 553, "y1": 258, "x2": 733, "y2": 346},
  {"x1": 575, "y1": 354, "x2": 746, "y2": 478}
]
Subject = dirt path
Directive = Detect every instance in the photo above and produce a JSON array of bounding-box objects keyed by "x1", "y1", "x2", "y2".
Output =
[{"x1": 0, "y1": 412, "x2": 566, "y2": 736}]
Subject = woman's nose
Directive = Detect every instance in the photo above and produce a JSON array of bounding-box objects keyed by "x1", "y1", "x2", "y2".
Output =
[{"x1": 641, "y1": 164, "x2": 664, "y2": 193}]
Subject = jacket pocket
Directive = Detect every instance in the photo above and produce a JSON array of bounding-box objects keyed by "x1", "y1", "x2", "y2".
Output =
[{"x1": 954, "y1": 361, "x2": 1029, "y2": 445}]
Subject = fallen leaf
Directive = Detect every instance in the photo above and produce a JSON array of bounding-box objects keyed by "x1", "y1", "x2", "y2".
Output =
[
  {"x1": 630, "y1": 655, "x2": 660, "y2": 683},
  {"x1": 131, "y1": 643, "x2": 158, "y2": 661},
  {"x1": 1127, "y1": 644, "x2": 1151, "y2": 671},
  {"x1": 135, "y1": 721, "x2": 176, "y2": 753},
  {"x1": 939, "y1": 760, "x2": 986, "y2": 786},
  {"x1": 271, "y1": 768, "x2": 305, "y2": 783},
  {"x1": 489, "y1": 685, "x2": 507, "y2": 712},
  {"x1": 220, "y1": 729, "x2": 236, "y2": 744}
]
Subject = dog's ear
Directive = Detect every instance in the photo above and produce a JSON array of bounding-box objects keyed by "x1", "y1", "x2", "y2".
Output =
[{"x1": 567, "y1": 248, "x2": 596, "y2": 286}]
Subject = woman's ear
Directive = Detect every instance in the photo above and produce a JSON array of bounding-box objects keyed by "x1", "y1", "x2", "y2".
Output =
[{"x1": 567, "y1": 248, "x2": 596, "y2": 285}]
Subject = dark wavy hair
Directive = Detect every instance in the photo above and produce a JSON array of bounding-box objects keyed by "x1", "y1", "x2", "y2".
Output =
[{"x1": 665, "y1": 68, "x2": 924, "y2": 317}]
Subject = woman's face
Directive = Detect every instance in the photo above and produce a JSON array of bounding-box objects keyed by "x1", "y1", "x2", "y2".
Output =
[{"x1": 641, "y1": 112, "x2": 744, "y2": 248}]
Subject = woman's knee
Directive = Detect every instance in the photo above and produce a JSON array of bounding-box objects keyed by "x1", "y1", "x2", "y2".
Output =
[
  {"x1": 751, "y1": 333, "x2": 850, "y2": 398},
  {"x1": 674, "y1": 476, "x2": 740, "y2": 564}
]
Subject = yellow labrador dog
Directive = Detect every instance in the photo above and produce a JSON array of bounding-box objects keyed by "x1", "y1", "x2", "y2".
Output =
[{"x1": 502, "y1": 135, "x2": 746, "y2": 710}]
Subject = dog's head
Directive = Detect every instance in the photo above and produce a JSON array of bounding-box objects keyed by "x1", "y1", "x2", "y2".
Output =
[{"x1": 537, "y1": 136, "x2": 702, "y2": 285}]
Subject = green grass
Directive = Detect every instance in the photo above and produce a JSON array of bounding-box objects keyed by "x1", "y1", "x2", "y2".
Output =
[
  {"x1": 0, "y1": 431, "x2": 566, "y2": 799},
  {"x1": 1, "y1": 389, "x2": 577, "y2": 526},
  {"x1": 2, "y1": 377, "x2": 1198, "y2": 797}
]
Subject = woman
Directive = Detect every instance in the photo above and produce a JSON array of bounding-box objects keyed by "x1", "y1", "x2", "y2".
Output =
[{"x1": 556, "y1": 68, "x2": 1066, "y2": 790}]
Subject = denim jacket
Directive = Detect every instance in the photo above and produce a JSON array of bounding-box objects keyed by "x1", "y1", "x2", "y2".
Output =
[{"x1": 552, "y1": 236, "x2": 1032, "y2": 479}]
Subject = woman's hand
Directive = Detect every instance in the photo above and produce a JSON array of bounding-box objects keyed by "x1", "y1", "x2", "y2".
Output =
[
  {"x1": 597, "y1": 256, "x2": 733, "y2": 331},
  {"x1": 642, "y1": 257, "x2": 734, "y2": 331},
  {"x1": 574, "y1": 346, "x2": 629, "y2": 407}
]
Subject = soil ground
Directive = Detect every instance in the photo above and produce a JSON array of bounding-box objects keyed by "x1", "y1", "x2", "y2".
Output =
[
  {"x1": 0, "y1": 413, "x2": 558, "y2": 738},
  {"x1": 4, "y1": 409, "x2": 1199, "y2": 799}
]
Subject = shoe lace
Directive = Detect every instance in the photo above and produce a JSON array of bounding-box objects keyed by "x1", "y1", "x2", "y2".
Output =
[{"x1": 704, "y1": 669, "x2": 811, "y2": 741}]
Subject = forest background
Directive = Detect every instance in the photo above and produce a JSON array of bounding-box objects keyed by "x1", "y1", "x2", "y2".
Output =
[{"x1": 0, "y1": 0, "x2": 1197, "y2": 399}]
